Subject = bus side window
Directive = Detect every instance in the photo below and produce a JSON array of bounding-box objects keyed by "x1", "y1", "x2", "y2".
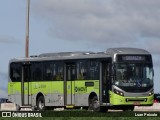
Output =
[
  {"x1": 43, "y1": 61, "x2": 53, "y2": 81},
  {"x1": 56, "y1": 72, "x2": 63, "y2": 80},
  {"x1": 45, "y1": 69, "x2": 52, "y2": 80},
  {"x1": 52, "y1": 62, "x2": 63, "y2": 81},
  {"x1": 77, "y1": 60, "x2": 99, "y2": 80},
  {"x1": 32, "y1": 62, "x2": 43, "y2": 81},
  {"x1": 34, "y1": 68, "x2": 42, "y2": 80},
  {"x1": 10, "y1": 63, "x2": 22, "y2": 82},
  {"x1": 78, "y1": 72, "x2": 84, "y2": 80}
]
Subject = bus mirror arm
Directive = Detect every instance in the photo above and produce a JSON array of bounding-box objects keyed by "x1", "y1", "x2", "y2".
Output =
[
  {"x1": 153, "y1": 69, "x2": 154, "y2": 77},
  {"x1": 111, "y1": 64, "x2": 116, "y2": 77}
]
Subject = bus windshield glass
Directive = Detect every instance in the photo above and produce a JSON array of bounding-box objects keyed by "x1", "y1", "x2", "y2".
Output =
[{"x1": 114, "y1": 63, "x2": 153, "y2": 87}]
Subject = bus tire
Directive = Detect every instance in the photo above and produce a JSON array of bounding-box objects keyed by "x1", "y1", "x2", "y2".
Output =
[
  {"x1": 129, "y1": 106, "x2": 134, "y2": 111},
  {"x1": 100, "y1": 106, "x2": 108, "y2": 112},
  {"x1": 37, "y1": 96, "x2": 45, "y2": 111},
  {"x1": 122, "y1": 106, "x2": 134, "y2": 111},
  {"x1": 88, "y1": 96, "x2": 100, "y2": 111}
]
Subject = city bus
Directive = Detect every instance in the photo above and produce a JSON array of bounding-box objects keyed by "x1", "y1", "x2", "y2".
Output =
[{"x1": 8, "y1": 48, "x2": 154, "y2": 111}]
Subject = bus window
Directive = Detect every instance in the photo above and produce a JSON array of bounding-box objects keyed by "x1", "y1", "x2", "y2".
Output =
[
  {"x1": 77, "y1": 60, "x2": 99, "y2": 80},
  {"x1": 88, "y1": 60, "x2": 99, "y2": 80},
  {"x1": 43, "y1": 61, "x2": 54, "y2": 80},
  {"x1": 53, "y1": 62, "x2": 63, "y2": 80},
  {"x1": 10, "y1": 63, "x2": 22, "y2": 82},
  {"x1": 31, "y1": 62, "x2": 43, "y2": 81},
  {"x1": 77, "y1": 61, "x2": 87, "y2": 80}
]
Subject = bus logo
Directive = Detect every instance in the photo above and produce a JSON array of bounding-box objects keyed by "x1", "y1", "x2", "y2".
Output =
[{"x1": 2, "y1": 112, "x2": 11, "y2": 117}]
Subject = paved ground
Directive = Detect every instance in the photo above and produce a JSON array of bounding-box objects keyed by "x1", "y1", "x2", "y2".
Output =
[{"x1": 1, "y1": 103, "x2": 160, "y2": 111}]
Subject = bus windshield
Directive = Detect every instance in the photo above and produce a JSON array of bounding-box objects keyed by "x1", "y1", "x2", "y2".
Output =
[{"x1": 114, "y1": 63, "x2": 153, "y2": 87}]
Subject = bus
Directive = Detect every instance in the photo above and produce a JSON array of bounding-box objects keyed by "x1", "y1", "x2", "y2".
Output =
[{"x1": 8, "y1": 48, "x2": 154, "y2": 111}]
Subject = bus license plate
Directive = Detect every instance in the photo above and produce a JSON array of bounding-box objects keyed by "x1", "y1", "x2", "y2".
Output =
[{"x1": 134, "y1": 102, "x2": 140, "y2": 105}]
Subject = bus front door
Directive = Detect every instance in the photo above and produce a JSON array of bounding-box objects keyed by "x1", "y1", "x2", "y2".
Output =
[
  {"x1": 100, "y1": 61, "x2": 111, "y2": 104},
  {"x1": 21, "y1": 63, "x2": 31, "y2": 106},
  {"x1": 65, "y1": 63, "x2": 76, "y2": 106}
]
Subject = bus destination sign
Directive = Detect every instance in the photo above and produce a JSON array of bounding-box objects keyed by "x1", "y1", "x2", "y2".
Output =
[{"x1": 122, "y1": 56, "x2": 145, "y2": 61}]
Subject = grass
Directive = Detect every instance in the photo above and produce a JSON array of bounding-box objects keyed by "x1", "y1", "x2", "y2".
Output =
[
  {"x1": 0, "y1": 111, "x2": 160, "y2": 120},
  {"x1": 0, "y1": 117, "x2": 160, "y2": 120}
]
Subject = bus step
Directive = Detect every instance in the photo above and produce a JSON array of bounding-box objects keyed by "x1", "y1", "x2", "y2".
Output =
[
  {"x1": 54, "y1": 107, "x2": 65, "y2": 111},
  {"x1": 20, "y1": 105, "x2": 33, "y2": 111},
  {"x1": 66, "y1": 105, "x2": 74, "y2": 109}
]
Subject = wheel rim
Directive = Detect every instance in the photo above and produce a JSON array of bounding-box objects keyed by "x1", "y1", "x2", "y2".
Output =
[
  {"x1": 39, "y1": 100, "x2": 44, "y2": 109},
  {"x1": 88, "y1": 96, "x2": 100, "y2": 111},
  {"x1": 93, "y1": 100, "x2": 99, "y2": 109}
]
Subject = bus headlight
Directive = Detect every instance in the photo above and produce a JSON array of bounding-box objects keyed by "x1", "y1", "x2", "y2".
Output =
[
  {"x1": 149, "y1": 89, "x2": 154, "y2": 96},
  {"x1": 114, "y1": 89, "x2": 124, "y2": 96}
]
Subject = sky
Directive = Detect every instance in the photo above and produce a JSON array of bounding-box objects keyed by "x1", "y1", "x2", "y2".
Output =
[{"x1": 0, "y1": 0, "x2": 160, "y2": 98}]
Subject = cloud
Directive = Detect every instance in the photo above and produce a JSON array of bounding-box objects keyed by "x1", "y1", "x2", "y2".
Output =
[
  {"x1": 32, "y1": 0, "x2": 160, "y2": 47},
  {"x1": 145, "y1": 39, "x2": 160, "y2": 55},
  {"x1": 0, "y1": 35, "x2": 20, "y2": 44}
]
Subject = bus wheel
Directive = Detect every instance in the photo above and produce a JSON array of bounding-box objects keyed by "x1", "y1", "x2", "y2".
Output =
[
  {"x1": 129, "y1": 106, "x2": 134, "y2": 111},
  {"x1": 88, "y1": 96, "x2": 100, "y2": 111},
  {"x1": 100, "y1": 107, "x2": 108, "y2": 112},
  {"x1": 122, "y1": 106, "x2": 134, "y2": 111},
  {"x1": 37, "y1": 96, "x2": 45, "y2": 111}
]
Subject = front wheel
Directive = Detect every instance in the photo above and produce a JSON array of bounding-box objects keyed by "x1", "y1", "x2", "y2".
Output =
[
  {"x1": 37, "y1": 96, "x2": 45, "y2": 111},
  {"x1": 88, "y1": 96, "x2": 100, "y2": 111},
  {"x1": 122, "y1": 106, "x2": 134, "y2": 111}
]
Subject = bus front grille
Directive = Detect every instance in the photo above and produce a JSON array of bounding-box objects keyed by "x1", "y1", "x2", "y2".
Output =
[{"x1": 126, "y1": 98, "x2": 147, "y2": 102}]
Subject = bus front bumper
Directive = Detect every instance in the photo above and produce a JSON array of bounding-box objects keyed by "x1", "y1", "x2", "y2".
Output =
[{"x1": 109, "y1": 91, "x2": 154, "y2": 106}]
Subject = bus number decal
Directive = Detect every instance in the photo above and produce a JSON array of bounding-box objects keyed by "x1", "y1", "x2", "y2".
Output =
[{"x1": 33, "y1": 84, "x2": 46, "y2": 89}]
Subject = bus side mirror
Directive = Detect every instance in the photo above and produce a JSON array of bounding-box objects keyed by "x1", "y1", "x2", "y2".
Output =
[{"x1": 110, "y1": 64, "x2": 115, "y2": 82}]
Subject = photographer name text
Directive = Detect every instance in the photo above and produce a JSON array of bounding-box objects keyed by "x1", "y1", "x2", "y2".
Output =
[{"x1": 135, "y1": 113, "x2": 158, "y2": 117}]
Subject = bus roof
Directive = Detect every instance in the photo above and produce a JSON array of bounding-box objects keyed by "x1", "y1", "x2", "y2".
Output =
[
  {"x1": 9, "y1": 48, "x2": 151, "y2": 63},
  {"x1": 39, "y1": 51, "x2": 95, "y2": 57},
  {"x1": 106, "y1": 48, "x2": 151, "y2": 55},
  {"x1": 10, "y1": 51, "x2": 111, "y2": 63}
]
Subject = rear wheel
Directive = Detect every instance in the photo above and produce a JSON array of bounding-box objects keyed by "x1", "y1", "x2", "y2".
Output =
[
  {"x1": 37, "y1": 96, "x2": 45, "y2": 111},
  {"x1": 88, "y1": 96, "x2": 100, "y2": 111},
  {"x1": 100, "y1": 106, "x2": 108, "y2": 112}
]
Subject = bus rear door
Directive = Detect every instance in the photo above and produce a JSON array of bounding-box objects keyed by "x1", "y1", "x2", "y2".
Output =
[
  {"x1": 64, "y1": 63, "x2": 76, "y2": 106},
  {"x1": 21, "y1": 63, "x2": 31, "y2": 106}
]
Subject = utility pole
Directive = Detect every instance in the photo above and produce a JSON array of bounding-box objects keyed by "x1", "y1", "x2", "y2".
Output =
[{"x1": 25, "y1": 0, "x2": 30, "y2": 58}]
